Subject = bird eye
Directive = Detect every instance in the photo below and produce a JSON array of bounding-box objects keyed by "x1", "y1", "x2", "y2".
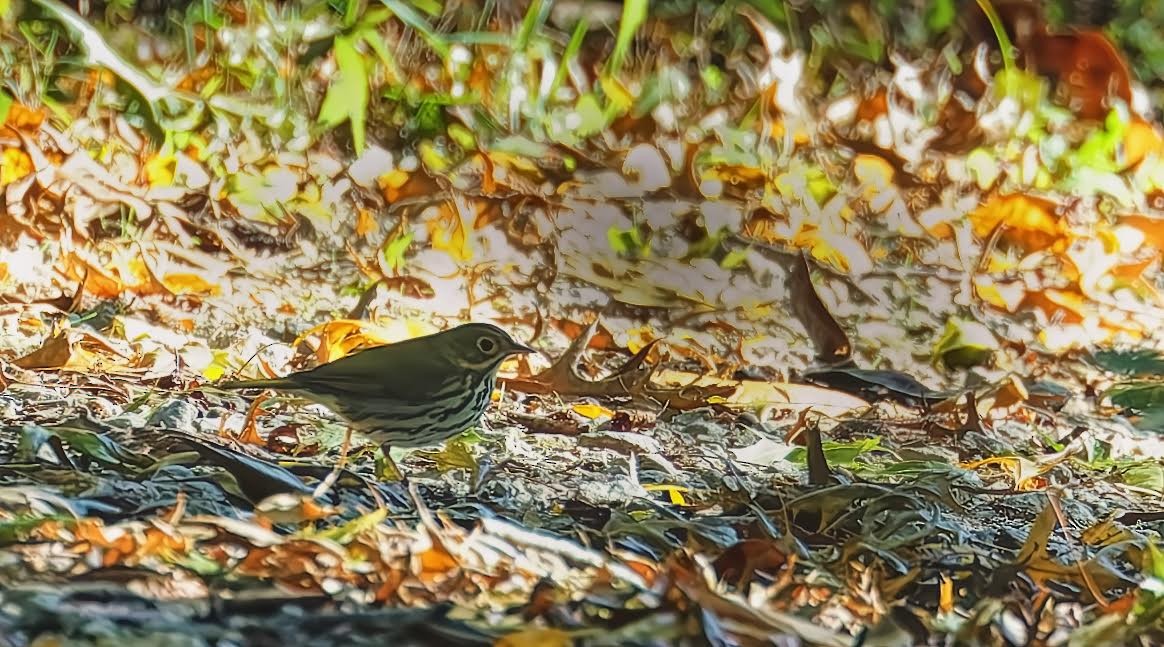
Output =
[{"x1": 476, "y1": 337, "x2": 497, "y2": 353}]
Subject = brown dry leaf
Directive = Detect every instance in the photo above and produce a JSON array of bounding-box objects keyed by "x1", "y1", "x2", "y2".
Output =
[
  {"x1": 1030, "y1": 30, "x2": 1132, "y2": 120},
  {"x1": 969, "y1": 194, "x2": 1065, "y2": 252},
  {"x1": 296, "y1": 320, "x2": 395, "y2": 365},
  {"x1": 1109, "y1": 256, "x2": 1156, "y2": 285},
  {"x1": 983, "y1": 375, "x2": 1029, "y2": 412},
  {"x1": 233, "y1": 392, "x2": 272, "y2": 446},
  {"x1": 713, "y1": 539, "x2": 788, "y2": 589},
  {"x1": 856, "y1": 88, "x2": 889, "y2": 123},
  {"x1": 653, "y1": 369, "x2": 868, "y2": 418},
  {"x1": 788, "y1": 252, "x2": 851, "y2": 362},
  {"x1": 505, "y1": 321, "x2": 732, "y2": 410},
  {"x1": 379, "y1": 170, "x2": 440, "y2": 204},
  {"x1": 961, "y1": 455, "x2": 1047, "y2": 490},
  {"x1": 1014, "y1": 498, "x2": 1128, "y2": 591},
  {"x1": 295, "y1": 319, "x2": 437, "y2": 365},
  {"x1": 415, "y1": 537, "x2": 460, "y2": 585},
  {"x1": 938, "y1": 574, "x2": 954, "y2": 613},
  {"x1": 13, "y1": 328, "x2": 130, "y2": 371},
  {"x1": 254, "y1": 494, "x2": 338, "y2": 526}
]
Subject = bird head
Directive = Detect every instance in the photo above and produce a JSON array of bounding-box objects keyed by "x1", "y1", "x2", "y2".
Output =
[{"x1": 437, "y1": 322, "x2": 536, "y2": 372}]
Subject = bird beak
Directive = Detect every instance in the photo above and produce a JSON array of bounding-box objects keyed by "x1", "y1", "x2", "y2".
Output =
[{"x1": 511, "y1": 341, "x2": 537, "y2": 355}]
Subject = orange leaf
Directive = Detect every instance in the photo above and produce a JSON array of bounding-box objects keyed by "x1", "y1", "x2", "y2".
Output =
[
  {"x1": 969, "y1": 194, "x2": 1066, "y2": 252},
  {"x1": 1122, "y1": 119, "x2": 1164, "y2": 169},
  {"x1": 3, "y1": 102, "x2": 46, "y2": 131},
  {"x1": 355, "y1": 208, "x2": 379, "y2": 237},
  {"x1": 1118, "y1": 214, "x2": 1164, "y2": 251},
  {"x1": 1022, "y1": 288, "x2": 1089, "y2": 324},
  {"x1": 856, "y1": 88, "x2": 888, "y2": 122}
]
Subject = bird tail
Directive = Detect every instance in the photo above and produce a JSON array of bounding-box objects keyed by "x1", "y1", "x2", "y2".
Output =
[{"x1": 216, "y1": 378, "x2": 294, "y2": 390}]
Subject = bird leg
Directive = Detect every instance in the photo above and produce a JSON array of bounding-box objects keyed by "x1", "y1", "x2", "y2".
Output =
[{"x1": 378, "y1": 442, "x2": 408, "y2": 483}]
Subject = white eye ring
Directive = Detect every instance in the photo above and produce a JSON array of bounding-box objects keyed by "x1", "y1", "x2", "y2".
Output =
[{"x1": 476, "y1": 337, "x2": 497, "y2": 353}]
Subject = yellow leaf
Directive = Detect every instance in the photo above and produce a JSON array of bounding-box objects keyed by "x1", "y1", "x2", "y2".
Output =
[
  {"x1": 495, "y1": 629, "x2": 573, "y2": 647},
  {"x1": 644, "y1": 484, "x2": 691, "y2": 506},
  {"x1": 162, "y1": 272, "x2": 220, "y2": 296},
  {"x1": 798, "y1": 231, "x2": 873, "y2": 275},
  {"x1": 599, "y1": 75, "x2": 635, "y2": 113},
  {"x1": 939, "y1": 574, "x2": 954, "y2": 613},
  {"x1": 620, "y1": 325, "x2": 657, "y2": 354},
  {"x1": 377, "y1": 169, "x2": 410, "y2": 191},
  {"x1": 853, "y1": 154, "x2": 895, "y2": 203},
  {"x1": 426, "y1": 201, "x2": 475, "y2": 262},
  {"x1": 973, "y1": 277, "x2": 1026, "y2": 312},
  {"x1": 0, "y1": 148, "x2": 32, "y2": 186},
  {"x1": 572, "y1": 402, "x2": 614, "y2": 420},
  {"x1": 202, "y1": 350, "x2": 232, "y2": 381},
  {"x1": 144, "y1": 153, "x2": 177, "y2": 187}
]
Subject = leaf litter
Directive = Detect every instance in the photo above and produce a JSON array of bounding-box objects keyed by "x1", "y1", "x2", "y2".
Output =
[{"x1": 2, "y1": 0, "x2": 1164, "y2": 644}]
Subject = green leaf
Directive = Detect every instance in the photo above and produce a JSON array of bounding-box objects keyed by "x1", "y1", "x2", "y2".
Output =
[
  {"x1": 0, "y1": 90, "x2": 12, "y2": 125},
  {"x1": 786, "y1": 437, "x2": 883, "y2": 467},
  {"x1": 360, "y1": 29, "x2": 402, "y2": 83},
  {"x1": 1089, "y1": 348, "x2": 1164, "y2": 377},
  {"x1": 1146, "y1": 541, "x2": 1164, "y2": 580},
  {"x1": 1106, "y1": 382, "x2": 1164, "y2": 410},
  {"x1": 313, "y1": 508, "x2": 389, "y2": 543},
  {"x1": 926, "y1": 0, "x2": 955, "y2": 30},
  {"x1": 606, "y1": 0, "x2": 648, "y2": 76},
  {"x1": 1122, "y1": 461, "x2": 1164, "y2": 492},
  {"x1": 548, "y1": 17, "x2": 588, "y2": 103},
  {"x1": 607, "y1": 225, "x2": 650, "y2": 258},
  {"x1": 720, "y1": 248, "x2": 749, "y2": 269},
  {"x1": 382, "y1": 230, "x2": 414, "y2": 271},
  {"x1": 379, "y1": 0, "x2": 450, "y2": 59},
  {"x1": 573, "y1": 93, "x2": 607, "y2": 137},
  {"x1": 16, "y1": 424, "x2": 154, "y2": 472},
  {"x1": 317, "y1": 34, "x2": 369, "y2": 153}
]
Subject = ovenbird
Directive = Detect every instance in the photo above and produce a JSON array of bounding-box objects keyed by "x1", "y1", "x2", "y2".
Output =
[{"x1": 218, "y1": 323, "x2": 534, "y2": 460}]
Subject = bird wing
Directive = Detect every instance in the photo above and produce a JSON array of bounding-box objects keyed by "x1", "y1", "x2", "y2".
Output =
[{"x1": 284, "y1": 342, "x2": 449, "y2": 403}]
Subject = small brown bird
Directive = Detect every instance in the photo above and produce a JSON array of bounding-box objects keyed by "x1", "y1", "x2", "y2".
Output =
[{"x1": 218, "y1": 323, "x2": 534, "y2": 471}]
